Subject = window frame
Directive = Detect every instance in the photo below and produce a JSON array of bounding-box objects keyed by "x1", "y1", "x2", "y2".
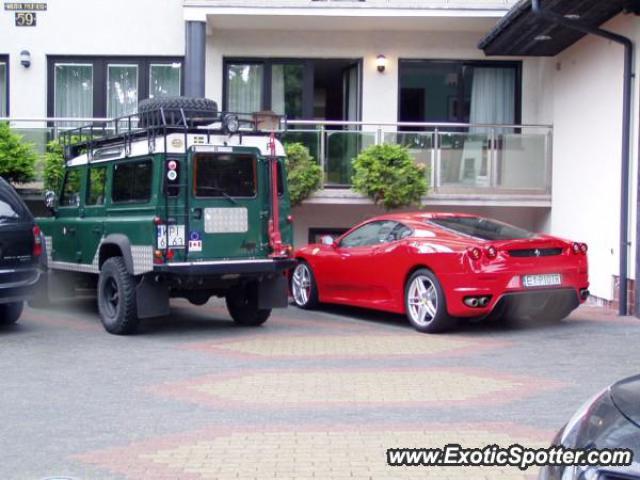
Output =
[
  {"x1": 59, "y1": 167, "x2": 84, "y2": 209},
  {"x1": 111, "y1": 158, "x2": 154, "y2": 205},
  {"x1": 47, "y1": 56, "x2": 184, "y2": 119},
  {"x1": 0, "y1": 54, "x2": 9, "y2": 116},
  {"x1": 397, "y1": 59, "x2": 522, "y2": 125}
]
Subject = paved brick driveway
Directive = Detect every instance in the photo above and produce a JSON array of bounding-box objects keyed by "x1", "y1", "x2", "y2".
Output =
[{"x1": 0, "y1": 299, "x2": 638, "y2": 479}]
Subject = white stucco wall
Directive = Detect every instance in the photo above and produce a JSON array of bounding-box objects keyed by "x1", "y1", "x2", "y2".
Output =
[
  {"x1": 550, "y1": 14, "x2": 639, "y2": 301},
  {"x1": 205, "y1": 27, "x2": 551, "y2": 126},
  {"x1": 0, "y1": 0, "x2": 184, "y2": 118}
]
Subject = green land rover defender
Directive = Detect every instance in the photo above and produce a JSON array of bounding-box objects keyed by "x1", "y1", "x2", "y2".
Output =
[{"x1": 32, "y1": 97, "x2": 295, "y2": 335}]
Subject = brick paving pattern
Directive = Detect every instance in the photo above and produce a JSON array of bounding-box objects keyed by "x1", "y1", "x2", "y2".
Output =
[{"x1": 0, "y1": 298, "x2": 638, "y2": 479}]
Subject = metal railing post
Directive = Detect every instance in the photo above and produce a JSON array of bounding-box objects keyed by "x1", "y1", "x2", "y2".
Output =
[
  {"x1": 319, "y1": 125, "x2": 326, "y2": 187},
  {"x1": 376, "y1": 127, "x2": 383, "y2": 146},
  {"x1": 434, "y1": 128, "x2": 440, "y2": 191},
  {"x1": 490, "y1": 128, "x2": 497, "y2": 188}
]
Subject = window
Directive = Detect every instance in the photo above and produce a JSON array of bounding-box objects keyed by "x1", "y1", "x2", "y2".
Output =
[
  {"x1": 54, "y1": 64, "x2": 93, "y2": 122},
  {"x1": 398, "y1": 60, "x2": 520, "y2": 125},
  {"x1": 0, "y1": 181, "x2": 27, "y2": 221},
  {"x1": 194, "y1": 153, "x2": 256, "y2": 198},
  {"x1": 87, "y1": 166, "x2": 107, "y2": 206},
  {"x1": 429, "y1": 216, "x2": 534, "y2": 241},
  {"x1": 0, "y1": 58, "x2": 7, "y2": 117},
  {"x1": 388, "y1": 223, "x2": 413, "y2": 242},
  {"x1": 227, "y1": 63, "x2": 264, "y2": 115},
  {"x1": 271, "y1": 64, "x2": 303, "y2": 119},
  {"x1": 107, "y1": 65, "x2": 138, "y2": 118},
  {"x1": 150, "y1": 64, "x2": 181, "y2": 99},
  {"x1": 276, "y1": 160, "x2": 284, "y2": 197},
  {"x1": 340, "y1": 221, "x2": 398, "y2": 248},
  {"x1": 48, "y1": 57, "x2": 183, "y2": 119},
  {"x1": 112, "y1": 160, "x2": 152, "y2": 203},
  {"x1": 60, "y1": 169, "x2": 83, "y2": 208}
]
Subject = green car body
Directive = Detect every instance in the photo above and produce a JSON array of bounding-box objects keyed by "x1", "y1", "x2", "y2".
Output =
[{"x1": 34, "y1": 107, "x2": 295, "y2": 335}]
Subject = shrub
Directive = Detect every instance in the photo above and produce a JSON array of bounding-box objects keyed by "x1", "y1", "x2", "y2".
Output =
[
  {"x1": 351, "y1": 144, "x2": 428, "y2": 210},
  {"x1": 285, "y1": 142, "x2": 322, "y2": 206},
  {"x1": 0, "y1": 122, "x2": 37, "y2": 184},
  {"x1": 43, "y1": 139, "x2": 66, "y2": 192}
]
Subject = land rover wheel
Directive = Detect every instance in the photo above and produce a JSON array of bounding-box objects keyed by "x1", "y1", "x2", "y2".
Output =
[
  {"x1": 98, "y1": 257, "x2": 139, "y2": 335},
  {"x1": 291, "y1": 261, "x2": 318, "y2": 309},
  {"x1": 0, "y1": 302, "x2": 24, "y2": 325},
  {"x1": 404, "y1": 269, "x2": 456, "y2": 333},
  {"x1": 225, "y1": 284, "x2": 271, "y2": 327}
]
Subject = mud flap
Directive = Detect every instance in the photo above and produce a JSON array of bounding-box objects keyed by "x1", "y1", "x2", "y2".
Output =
[
  {"x1": 136, "y1": 276, "x2": 170, "y2": 319},
  {"x1": 258, "y1": 275, "x2": 288, "y2": 309}
]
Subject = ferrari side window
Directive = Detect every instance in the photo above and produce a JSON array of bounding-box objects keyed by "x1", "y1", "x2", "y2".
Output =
[
  {"x1": 388, "y1": 223, "x2": 413, "y2": 242},
  {"x1": 340, "y1": 221, "x2": 397, "y2": 248}
]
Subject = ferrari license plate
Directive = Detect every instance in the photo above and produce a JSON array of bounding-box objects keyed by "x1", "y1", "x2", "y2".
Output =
[{"x1": 522, "y1": 274, "x2": 562, "y2": 288}]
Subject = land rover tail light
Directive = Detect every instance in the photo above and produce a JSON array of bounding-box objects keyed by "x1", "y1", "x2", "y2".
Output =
[
  {"x1": 32, "y1": 225, "x2": 42, "y2": 257},
  {"x1": 165, "y1": 159, "x2": 180, "y2": 196}
]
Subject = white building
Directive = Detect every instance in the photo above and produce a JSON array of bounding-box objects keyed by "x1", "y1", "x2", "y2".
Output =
[{"x1": 1, "y1": 0, "x2": 638, "y2": 314}]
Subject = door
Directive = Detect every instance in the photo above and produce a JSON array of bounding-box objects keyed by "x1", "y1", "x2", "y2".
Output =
[
  {"x1": 77, "y1": 164, "x2": 108, "y2": 266},
  {"x1": 327, "y1": 220, "x2": 398, "y2": 305},
  {"x1": 186, "y1": 148, "x2": 268, "y2": 260},
  {"x1": 51, "y1": 168, "x2": 84, "y2": 264}
]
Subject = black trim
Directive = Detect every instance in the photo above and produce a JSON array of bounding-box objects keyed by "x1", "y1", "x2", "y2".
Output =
[
  {"x1": 0, "y1": 54, "x2": 8, "y2": 116},
  {"x1": 46, "y1": 55, "x2": 184, "y2": 119},
  {"x1": 154, "y1": 259, "x2": 296, "y2": 276},
  {"x1": 397, "y1": 59, "x2": 523, "y2": 126}
]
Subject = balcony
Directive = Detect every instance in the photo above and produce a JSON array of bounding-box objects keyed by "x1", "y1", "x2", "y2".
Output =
[
  {"x1": 185, "y1": 0, "x2": 518, "y2": 10},
  {"x1": 282, "y1": 120, "x2": 552, "y2": 207},
  {"x1": 4, "y1": 118, "x2": 552, "y2": 208}
]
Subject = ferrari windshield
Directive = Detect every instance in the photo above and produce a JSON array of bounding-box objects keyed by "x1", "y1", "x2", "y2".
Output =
[{"x1": 429, "y1": 216, "x2": 536, "y2": 241}]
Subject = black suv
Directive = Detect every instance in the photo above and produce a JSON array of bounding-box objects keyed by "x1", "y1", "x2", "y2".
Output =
[{"x1": 0, "y1": 177, "x2": 42, "y2": 325}]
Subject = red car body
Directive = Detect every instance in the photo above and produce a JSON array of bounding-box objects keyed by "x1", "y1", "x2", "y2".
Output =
[{"x1": 294, "y1": 212, "x2": 589, "y2": 321}]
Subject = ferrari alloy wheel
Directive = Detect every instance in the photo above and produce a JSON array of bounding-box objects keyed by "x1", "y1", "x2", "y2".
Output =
[
  {"x1": 291, "y1": 261, "x2": 318, "y2": 309},
  {"x1": 405, "y1": 269, "x2": 456, "y2": 333}
]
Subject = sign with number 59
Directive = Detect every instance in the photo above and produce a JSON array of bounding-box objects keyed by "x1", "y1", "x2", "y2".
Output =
[{"x1": 15, "y1": 12, "x2": 36, "y2": 26}]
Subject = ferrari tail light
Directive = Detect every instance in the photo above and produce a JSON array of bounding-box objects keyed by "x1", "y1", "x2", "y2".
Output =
[
  {"x1": 467, "y1": 246, "x2": 482, "y2": 260},
  {"x1": 32, "y1": 225, "x2": 42, "y2": 257},
  {"x1": 572, "y1": 242, "x2": 588, "y2": 255},
  {"x1": 485, "y1": 245, "x2": 498, "y2": 259}
]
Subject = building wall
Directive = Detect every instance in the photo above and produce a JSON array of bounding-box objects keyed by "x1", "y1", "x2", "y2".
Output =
[
  {"x1": 0, "y1": 0, "x2": 184, "y2": 119},
  {"x1": 550, "y1": 14, "x2": 639, "y2": 301},
  {"x1": 205, "y1": 28, "x2": 551, "y2": 126}
]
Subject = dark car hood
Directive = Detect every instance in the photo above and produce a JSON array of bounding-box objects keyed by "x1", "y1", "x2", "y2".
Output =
[{"x1": 611, "y1": 374, "x2": 640, "y2": 428}]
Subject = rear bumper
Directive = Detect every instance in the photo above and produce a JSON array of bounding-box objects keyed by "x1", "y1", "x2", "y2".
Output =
[
  {"x1": 440, "y1": 270, "x2": 589, "y2": 318},
  {"x1": 0, "y1": 267, "x2": 40, "y2": 303},
  {"x1": 153, "y1": 258, "x2": 296, "y2": 276}
]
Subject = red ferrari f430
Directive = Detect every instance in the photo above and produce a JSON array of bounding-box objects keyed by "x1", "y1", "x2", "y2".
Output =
[{"x1": 291, "y1": 213, "x2": 589, "y2": 333}]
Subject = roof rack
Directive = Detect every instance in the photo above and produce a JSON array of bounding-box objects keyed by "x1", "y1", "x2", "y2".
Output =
[{"x1": 59, "y1": 107, "x2": 287, "y2": 161}]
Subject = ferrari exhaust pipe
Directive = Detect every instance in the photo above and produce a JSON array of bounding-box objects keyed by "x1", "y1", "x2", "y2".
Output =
[
  {"x1": 479, "y1": 296, "x2": 490, "y2": 307},
  {"x1": 464, "y1": 297, "x2": 480, "y2": 308}
]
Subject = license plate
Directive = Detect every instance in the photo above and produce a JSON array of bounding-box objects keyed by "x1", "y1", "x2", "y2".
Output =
[
  {"x1": 157, "y1": 225, "x2": 185, "y2": 249},
  {"x1": 522, "y1": 274, "x2": 562, "y2": 288}
]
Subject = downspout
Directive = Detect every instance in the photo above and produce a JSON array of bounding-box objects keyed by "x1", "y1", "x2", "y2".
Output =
[{"x1": 532, "y1": 0, "x2": 634, "y2": 316}]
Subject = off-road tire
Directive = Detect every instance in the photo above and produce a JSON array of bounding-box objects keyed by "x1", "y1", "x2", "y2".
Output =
[
  {"x1": 291, "y1": 261, "x2": 319, "y2": 309},
  {"x1": 138, "y1": 97, "x2": 218, "y2": 128},
  {"x1": 225, "y1": 284, "x2": 271, "y2": 327},
  {"x1": 0, "y1": 302, "x2": 23, "y2": 325},
  {"x1": 404, "y1": 269, "x2": 457, "y2": 333},
  {"x1": 98, "y1": 257, "x2": 139, "y2": 335}
]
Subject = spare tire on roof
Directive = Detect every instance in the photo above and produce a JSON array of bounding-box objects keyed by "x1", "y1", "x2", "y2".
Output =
[{"x1": 137, "y1": 97, "x2": 219, "y2": 128}]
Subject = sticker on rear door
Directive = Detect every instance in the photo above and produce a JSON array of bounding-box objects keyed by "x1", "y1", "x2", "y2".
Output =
[
  {"x1": 157, "y1": 225, "x2": 186, "y2": 249},
  {"x1": 188, "y1": 231, "x2": 203, "y2": 252}
]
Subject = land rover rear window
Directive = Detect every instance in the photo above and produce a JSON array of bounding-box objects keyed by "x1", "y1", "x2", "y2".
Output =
[
  {"x1": 194, "y1": 153, "x2": 256, "y2": 198},
  {"x1": 429, "y1": 216, "x2": 535, "y2": 241},
  {"x1": 112, "y1": 160, "x2": 152, "y2": 203}
]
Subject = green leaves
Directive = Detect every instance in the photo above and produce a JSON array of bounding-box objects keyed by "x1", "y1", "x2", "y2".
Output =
[
  {"x1": 285, "y1": 142, "x2": 323, "y2": 206},
  {"x1": 352, "y1": 143, "x2": 428, "y2": 210},
  {"x1": 0, "y1": 122, "x2": 37, "y2": 184},
  {"x1": 43, "y1": 139, "x2": 65, "y2": 193}
]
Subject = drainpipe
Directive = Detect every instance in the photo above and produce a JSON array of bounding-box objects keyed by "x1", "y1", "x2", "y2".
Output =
[{"x1": 532, "y1": 0, "x2": 634, "y2": 316}]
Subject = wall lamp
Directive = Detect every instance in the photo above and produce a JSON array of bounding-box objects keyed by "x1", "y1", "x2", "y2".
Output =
[
  {"x1": 376, "y1": 54, "x2": 387, "y2": 73},
  {"x1": 20, "y1": 50, "x2": 31, "y2": 68}
]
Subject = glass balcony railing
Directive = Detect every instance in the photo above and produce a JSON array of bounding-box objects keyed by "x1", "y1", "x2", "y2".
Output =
[
  {"x1": 195, "y1": 0, "x2": 518, "y2": 10},
  {"x1": 4, "y1": 118, "x2": 552, "y2": 199}
]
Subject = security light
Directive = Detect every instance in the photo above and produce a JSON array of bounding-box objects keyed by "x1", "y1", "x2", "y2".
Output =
[
  {"x1": 376, "y1": 54, "x2": 387, "y2": 73},
  {"x1": 20, "y1": 50, "x2": 31, "y2": 68}
]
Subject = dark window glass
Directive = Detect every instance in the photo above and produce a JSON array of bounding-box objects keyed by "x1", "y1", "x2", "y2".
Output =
[
  {"x1": 388, "y1": 223, "x2": 413, "y2": 242},
  {"x1": 272, "y1": 64, "x2": 304, "y2": 119},
  {"x1": 87, "y1": 166, "x2": 107, "y2": 205},
  {"x1": 276, "y1": 160, "x2": 284, "y2": 197},
  {"x1": 112, "y1": 160, "x2": 152, "y2": 203},
  {"x1": 0, "y1": 181, "x2": 27, "y2": 221},
  {"x1": 60, "y1": 169, "x2": 82, "y2": 207},
  {"x1": 194, "y1": 154, "x2": 256, "y2": 198},
  {"x1": 429, "y1": 216, "x2": 534, "y2": 241},
  {"x1": 340, "y1": 221, "x2": 397, "y2": 248}
]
